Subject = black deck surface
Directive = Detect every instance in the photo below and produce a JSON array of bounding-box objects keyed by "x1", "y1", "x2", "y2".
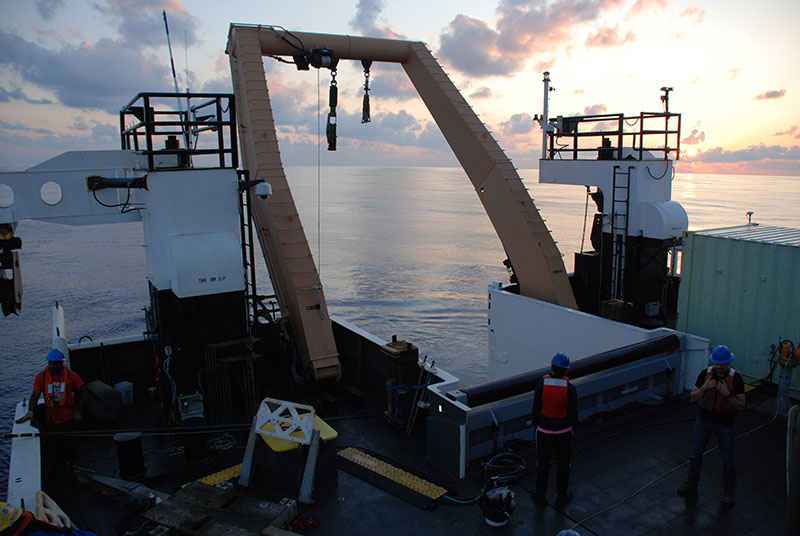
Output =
[{"x1": 44, "y1": 389, "x2": 789, "y2": 535}]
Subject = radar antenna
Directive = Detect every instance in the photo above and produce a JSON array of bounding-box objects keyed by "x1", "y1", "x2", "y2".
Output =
[{"x1": 660, "y1": 86, "x2": 674, "y2": 113}]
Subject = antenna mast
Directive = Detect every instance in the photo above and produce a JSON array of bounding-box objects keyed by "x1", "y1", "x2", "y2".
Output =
[{"x1": 162, "y1": 10, "x2": 190, "y2": 150}]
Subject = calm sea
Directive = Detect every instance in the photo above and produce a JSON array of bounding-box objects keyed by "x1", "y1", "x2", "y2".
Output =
[{"x1": 2, "y1": 166, "x2": 799, "y2": 496}]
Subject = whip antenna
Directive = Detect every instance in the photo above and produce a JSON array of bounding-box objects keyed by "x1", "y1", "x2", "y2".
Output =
[{"x1": 162, "y1": 10, "x2": 190, "y2": 150}]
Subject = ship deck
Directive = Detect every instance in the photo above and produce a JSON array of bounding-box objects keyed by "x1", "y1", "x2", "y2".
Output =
[{"x1": 37, "y1": 386, "x2": 788, "y2": 535}]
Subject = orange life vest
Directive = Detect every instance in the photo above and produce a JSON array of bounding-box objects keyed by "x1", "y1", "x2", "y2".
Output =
[
  {"x1": 698, "y1": 366, "x2": 736, "y2": 413},
  {"x1": 541, "y1": 375, "x2": 569, "y2": 419},
  {"x1": 43, "y1": 366, "x2": 75, "y2": 409}
]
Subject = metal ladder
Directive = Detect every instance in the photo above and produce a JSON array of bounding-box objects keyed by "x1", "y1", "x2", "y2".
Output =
[
  {"x1": 610, "y1": 166, "x2": 633, "y2": 299},
  {"x1": 237, "y1": 174, "x2": 259, "y2": 330}
]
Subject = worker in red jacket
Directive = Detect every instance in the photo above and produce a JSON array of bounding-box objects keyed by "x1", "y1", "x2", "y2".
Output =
[
  {"x1": 16, "y1": 348, "x2": 85, "y2": 475},
  {"x1": 17, "y1": 349, "x2": 84, "y2": 429},
  {"x1": 531, "y1": 353, "x2": 578, "y2": 509}
]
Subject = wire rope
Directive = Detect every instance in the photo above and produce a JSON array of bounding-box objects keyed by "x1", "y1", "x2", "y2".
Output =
[
  {"x1": 317, "y1": 68, "x2": 322, "y2": 276},
  {"x1": 580, "y1": 186, "x2": 590, "y2": 253}
]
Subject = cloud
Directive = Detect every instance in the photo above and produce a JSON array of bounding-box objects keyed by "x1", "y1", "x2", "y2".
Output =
[
  {"x1": 469, "y1": 87, "x2": 493, "y2": 99},
  {"x1": 585, "y1": 25, "x2": 636, "y2": 48},
  {"x1": 500, "y1": 112, "x2": 535, "y2": 135},
  {"x1": 35, "y1": 0, "x2": 65, "y2": 21},
  {"x1": 368, "y1": 65, "x2": 418, "y2": 101},
  {"x1": 755, "y1": 89, "x2": 786, "y2": 100},
  {"x1": 0, "y1": 30, "x2": 170, "y2": 113},
  {"x1": 0, "y1": 86, "x2": 53, "y2": 105},
  {"x1": 775, "y1": 125, "x2": 800, "y2": 139},
  {"x1": 92, "y1": 0, "x2": 199, "y2": 49},
  {"x1": 349, "y1": 0, "x2": 406, "y2": 39},
  {"x1": 680, "y1": 5, "x2": 706, "y2": 25},
  {"x1": 438, "y1": 15, "x2": 518, "y2": 77},
  {"x1": 729, "y1": 68, "x2": 740, "y2": 80},
  {"x1": 70, "y1": 117, "x2": 117, "y2": 139},
  {"x1": 678, "y1": 144, "x2": 800, "y2": 176},
  {"x1": 682, "y1": 128, "x2": 706, "y2": 145},
  {"x1": 583, "y1": 104, "x2": 607, "y2": 115},
  {"x1": 495, "y1": 0, "x2": 625, "y2": 54},
  {"x1": 685, "y1": 144, "x2": 800, "y2": 163},
  {"x1": 0, "y1": 120, "x2": 120, "y2": 169},
  {"x1": 273, "y1": 104, "x2": 453, "y2": 165},
  {"x1": 32, "y1": 25, "x2": 62, "y2": 39},
  {"x1": 579, "y1": 104, "x2": 613, "y2": 131},
  {"x1": 627, "y1": 0, "x2": 666, "y2": 16},
  {"x1": 437, "y1": 0, "x2": 628, "y2": 77},
  {"x1": 0, "y1": 119, "x2": 52, "y2": 135}
]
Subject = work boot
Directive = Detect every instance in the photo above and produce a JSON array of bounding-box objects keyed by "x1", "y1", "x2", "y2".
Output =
[
  {"x1": 722, "y1": 493, "x2": 735, "y2": 506},
  {"x1": 555, "y1": 491, "x2": 572, "y2": 509},
  {"x1": 677, "y1": 482, "x2": 697, "y2": 496}
]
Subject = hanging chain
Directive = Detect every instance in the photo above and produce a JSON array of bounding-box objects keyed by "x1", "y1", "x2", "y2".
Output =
[
  {"x1": 361, "y1": 59, "x2": 372, "y2": 124},
  {"x1": 326, "y1": 69, "x2": 337, "y2": 151}
]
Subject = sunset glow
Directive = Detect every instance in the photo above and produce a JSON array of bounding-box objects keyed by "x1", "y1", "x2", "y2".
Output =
[{"x1": 1, "y1": 0, "x2": 798, "y2": 176}]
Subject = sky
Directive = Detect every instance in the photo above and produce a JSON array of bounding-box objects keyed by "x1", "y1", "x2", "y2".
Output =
[{"x1": 0, "y1": 0, "x2": 798, "y2": 176}]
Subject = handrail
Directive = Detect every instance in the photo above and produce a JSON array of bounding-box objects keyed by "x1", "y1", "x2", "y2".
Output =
[
  {"x1": 546, "y1": 111, "x2": 681, "y2": 162},
  {"x1": 119, "y1": 92, "x2": 238, "y2": 171}
]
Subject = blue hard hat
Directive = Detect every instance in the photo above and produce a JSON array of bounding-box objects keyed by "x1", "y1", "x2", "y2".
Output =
[
  {"x1": 46, "y1": 349, "x2": 65, "y2": 362},
  {"x1": 709, "y1": 345, "x2": 733, "y2": 365},
  {"x1": 551, "y1": 352, "x2": 570, "y2": 369}
]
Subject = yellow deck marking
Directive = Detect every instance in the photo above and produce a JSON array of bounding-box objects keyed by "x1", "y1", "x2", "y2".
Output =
[{"x1": 338, "y1": 447, "x2": 446, "y2": 500}]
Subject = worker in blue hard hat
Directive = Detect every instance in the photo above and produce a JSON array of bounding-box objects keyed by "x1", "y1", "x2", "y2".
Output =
[
  {"x1": 16, "y1": 349, "x2": 85, "y2": 428},
  {"x1": 677, "y1": 345, "x2": 746, "y2": 506},
  {"x1": 531, "y1": 352, "x2": 578, "y2": 510},
  {"x1": 16, "y1": 348, "x2": 85, "y2": 480}
]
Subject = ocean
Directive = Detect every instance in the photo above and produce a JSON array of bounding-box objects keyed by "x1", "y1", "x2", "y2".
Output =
[{"x1": 2, "y1": 166, "x2": 799, "y2": 496}]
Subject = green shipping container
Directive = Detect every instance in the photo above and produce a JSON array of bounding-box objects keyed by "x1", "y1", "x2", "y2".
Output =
[{"x1": 677, "y1": 225, "x2": 800, "y2": 396}]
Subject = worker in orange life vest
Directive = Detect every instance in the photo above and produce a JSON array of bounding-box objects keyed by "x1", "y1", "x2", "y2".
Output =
[
  {"x1": 16, "y1": 349, "x2": 84, "y2": 429},
  {"x1": 531, "y1": 352, "x2": 578, "y2": 509},
  {"x1": 677, "y1": 345, "x2": 746, "y2": 506}
]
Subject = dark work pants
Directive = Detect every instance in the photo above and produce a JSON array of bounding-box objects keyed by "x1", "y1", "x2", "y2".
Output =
[
  {"x1": 535, "y1": 429, "x2": 573, "y2": 496},
  {"x1": 686, "y1": 417, "x2": 736, "y2": 494},
  {"x1": 33, "y1": 404, "x2": 77, "y2": 470}
]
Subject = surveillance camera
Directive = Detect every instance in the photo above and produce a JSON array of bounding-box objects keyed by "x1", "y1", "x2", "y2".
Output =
[{"x1": 255, "y1": 182, "x2": 272, "y2": 200}]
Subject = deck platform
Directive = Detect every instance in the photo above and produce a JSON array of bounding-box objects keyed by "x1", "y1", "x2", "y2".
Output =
[{"x1": 39, "y1": 388, "x2": 789, "y2": 535}]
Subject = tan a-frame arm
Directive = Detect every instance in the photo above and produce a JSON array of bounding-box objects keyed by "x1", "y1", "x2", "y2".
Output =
[{"x1": 227, "y1": 24, "x2": 576, "y2": 382}]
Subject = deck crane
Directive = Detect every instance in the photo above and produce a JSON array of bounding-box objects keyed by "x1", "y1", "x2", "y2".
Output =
[{"x1": 226, "y1": 25, "x2": 577, "y2": 382}]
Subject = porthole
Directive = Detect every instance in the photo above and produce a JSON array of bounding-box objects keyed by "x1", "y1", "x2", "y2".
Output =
[
  {"x1": 40, "y1": 181, "x2": 63, "y2": 206},
  {"x1": 0, "y1": 184, "x2": 13, "y2": 208}
]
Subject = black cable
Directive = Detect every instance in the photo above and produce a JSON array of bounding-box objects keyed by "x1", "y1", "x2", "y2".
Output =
[
  {"x1": 266, "y1": 25, "x2": 309, "y2": 55},
  {"x1": 269, "y1": 55, "x2": 299, "y2": 65},
  {"x1": 91, "y1": 187, "x2": 144, "y2": 214},
  {"x1": 2, "y1": 423, "x2": 252, "y2": 440},
  {"x1": 645, "y1": 162, "x2": 670, "y2": 180},
  {"x1": 322, "y1": 412, "x2": 383, "y2": 422},
  {"x1": 569, "y1": 402, "x2": 780, "y2": 533}
]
